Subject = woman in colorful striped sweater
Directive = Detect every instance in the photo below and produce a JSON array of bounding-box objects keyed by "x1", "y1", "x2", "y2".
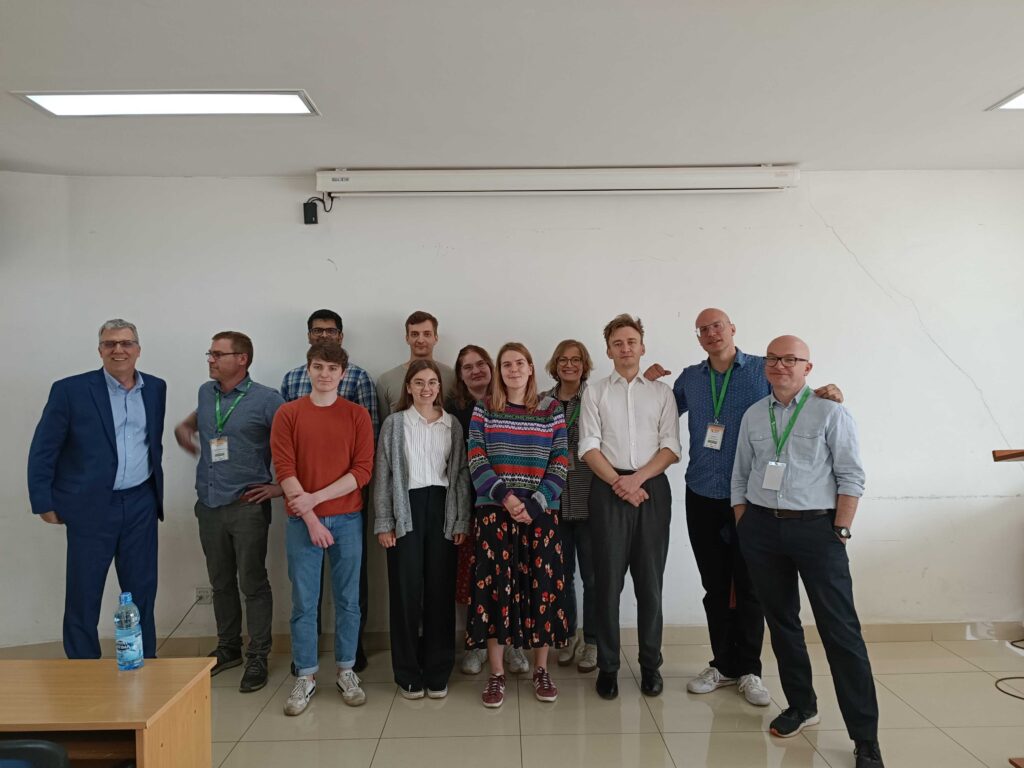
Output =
[{"x1": 466, "y1": 342, "x2": 570, "y2": 708}]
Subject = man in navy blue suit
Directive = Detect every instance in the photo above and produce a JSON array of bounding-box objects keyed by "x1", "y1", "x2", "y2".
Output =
[{"x1": 28, "y1": 319, "x2": 166, "y2": 659}]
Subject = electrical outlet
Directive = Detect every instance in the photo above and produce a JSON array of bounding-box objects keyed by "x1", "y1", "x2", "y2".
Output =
[{"x1": 195, "y1": 586, "x2": 214, "y2": 605}]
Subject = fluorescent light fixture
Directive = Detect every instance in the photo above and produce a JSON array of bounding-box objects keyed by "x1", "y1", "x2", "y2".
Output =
[
  {"x1": 18, "y1": 90, "x2": 317, "y2": 116},
  {"x1": 989, "y1": 87, "x2": 1024, "y2": 110}
]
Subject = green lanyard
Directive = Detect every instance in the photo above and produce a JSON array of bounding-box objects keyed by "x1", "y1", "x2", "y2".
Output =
[
  {"x1": 769, "y1": 388, "x2": 810, "y2": 460},
  {"x1": 709, "y1": 364, "x2": 734, "y2": 423},
  {"x1": 215, "y1": 380, "x2": 252, "y2": 434},
  {"x1": 565, "y1": 398, "x2": 581, "y2": 430}
]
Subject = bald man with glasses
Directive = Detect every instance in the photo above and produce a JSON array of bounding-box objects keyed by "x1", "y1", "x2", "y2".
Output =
[{"x1": 731, "y1": 335, "x2": 882, "y2": 768}]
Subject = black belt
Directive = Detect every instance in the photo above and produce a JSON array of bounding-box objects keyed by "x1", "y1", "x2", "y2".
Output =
[{"x1": 750, "y1": 503, "x2": 831, "y2": 520}]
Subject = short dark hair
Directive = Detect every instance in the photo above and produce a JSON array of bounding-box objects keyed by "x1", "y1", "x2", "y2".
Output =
[
  {"x1": 306, "y1": 342, "x2": 349, "y2": 369},
  {"x1": 405, "y1": 310, "x2": 438, "y2": 333},
  {"x1": 307, "y1": 309, "x2": 343, "y2": 333},
  {"x1": 603, "y1": 313, "x2": 645, "y2": 345},
  {"x1": 212, "y1": 331, "x2": 254, "y2": 368}
]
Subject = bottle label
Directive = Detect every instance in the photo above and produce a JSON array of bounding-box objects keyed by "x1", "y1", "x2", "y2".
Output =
[{"x1": 115, "y1": 629, "x2": 143, "y2": 666}]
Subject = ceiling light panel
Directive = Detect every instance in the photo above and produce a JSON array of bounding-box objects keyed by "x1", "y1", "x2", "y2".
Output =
[{"x1": 19, "y1": 91, "x2": 316, "y2": 116}]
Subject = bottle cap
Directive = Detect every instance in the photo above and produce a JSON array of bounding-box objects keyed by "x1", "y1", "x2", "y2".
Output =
[{"x1": 119, "y1": 592, "x2": 133, "y2": 605}]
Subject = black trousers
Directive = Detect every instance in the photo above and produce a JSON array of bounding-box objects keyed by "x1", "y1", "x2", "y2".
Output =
[
  {"x1": 685, "y1": 487, "x2": 763, "y2": 678},
  {"x1": 386, "y1": 486, "x2": 456, "y2": 690},
  {"x1": 590, "y1": 472, "x2": 670, "y2": 673},
  {"x1": 738, "y1": 505, "x2": 878, "y2": 741}
]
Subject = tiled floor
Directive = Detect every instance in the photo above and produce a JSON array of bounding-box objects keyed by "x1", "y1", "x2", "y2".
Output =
[
  {"x1": 196, "y1": 639, "x2": 1024, "y2": 767},
  {"x1": 5, "y1": 638, "x2": 1024, "y2": 766}
]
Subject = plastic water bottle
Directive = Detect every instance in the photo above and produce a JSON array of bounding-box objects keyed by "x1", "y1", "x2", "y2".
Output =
[{"x1": 114, "y1": 592, "x2": 144, "y2": 671}]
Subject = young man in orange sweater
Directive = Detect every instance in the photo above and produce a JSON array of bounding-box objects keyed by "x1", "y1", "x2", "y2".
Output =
[{"x1": 271, "y1": 343, "x2": 374, "y2": 716}]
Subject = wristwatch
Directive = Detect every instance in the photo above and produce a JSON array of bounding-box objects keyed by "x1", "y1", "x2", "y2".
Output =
[{"x1": 833, "y1": 526, "x2": 852, "y2": 540}]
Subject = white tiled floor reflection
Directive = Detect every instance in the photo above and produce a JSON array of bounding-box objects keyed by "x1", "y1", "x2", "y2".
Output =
[{"x1": 188, "y1": 641, "x2": 1024, "y2": 767}]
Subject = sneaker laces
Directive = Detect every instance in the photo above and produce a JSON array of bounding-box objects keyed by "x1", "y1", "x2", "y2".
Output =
[
  {"x1": 485, "y1": 674, "x2": 505, "y2": 695},
  {"x1": 696, "y1": 666, "x2": 721, "y2": 684},
  {"x1": 338, "y1": 669, "x2": 359, "y2": 689},
  {"x1": 290, "y1": 676, "x2": 314, "y2": 697},
  {"x1": 533, "y1": 666, "x2": 553, "y2": 690},
  {"x1": 244, "y1": 657, "x2": 267, "y2": 675},
  {"x1": 738, "y1": 674, "x2": 766, "y2": 694}
]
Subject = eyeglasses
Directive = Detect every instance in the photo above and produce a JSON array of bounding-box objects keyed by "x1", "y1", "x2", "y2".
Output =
[
  {"x1": 460, "y1": 361, "x2": 490, "y2": 373},
  {"x1": 695, "y1": 321, "x2": 726, "y2": 337},
  {"x1": 765, "y1": 355, "x2": 809, "y2": 368},
  {"x1": 206, "y1": 351, "x2": 242, "y2": 360},
  {"x1": 309, "y1": 328, "x2": 341, "y2": 337},
  {"x1": 556, "y1": 356, "x2": 583, "y2": 366},
  {"x1": 99, "y1": 340, "x2": 138, "y2": 350}
]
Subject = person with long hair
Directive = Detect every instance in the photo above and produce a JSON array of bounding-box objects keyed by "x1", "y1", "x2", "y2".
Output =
[
  {"x1": 466, "y1": 342, "x2": 570, "y2": 708},
  {"x1": 542, "y1": 339, "x2": 599, "y2": 674},
  {"x1": 373, "y1": 360, "x2": 470, "y2": 699}
]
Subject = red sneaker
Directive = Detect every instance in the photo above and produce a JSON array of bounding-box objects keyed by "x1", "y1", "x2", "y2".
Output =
[
  {"x1": 482, "y1": 673, "x2": 506, "y2": 708},
  {"x1": 532, "y1": 666, "x2": 558, "y2": 702}
]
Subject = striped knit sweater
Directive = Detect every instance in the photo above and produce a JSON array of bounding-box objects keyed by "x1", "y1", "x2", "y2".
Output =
[{"x1": 468, "y1": 396, "x2": 569, "y2": 513}]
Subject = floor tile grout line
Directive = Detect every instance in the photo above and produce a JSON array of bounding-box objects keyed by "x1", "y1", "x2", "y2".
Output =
[
  {"x1": 936, "y1": 724, "x2": 1010, "y2": 767},
  {"x1": 229, "y1": 674, "x2": 292, "y2": 744},
  {"x1": 870, "y1": 673, "x2": 944, "y2": 730},
  {"x1": 368, "y1": 685, "x2": 398, "y2": 767}
]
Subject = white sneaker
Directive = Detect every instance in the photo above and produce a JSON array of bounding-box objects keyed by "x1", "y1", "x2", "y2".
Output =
[
  {"x1": 337, "y1": 668, "x2": 366, "y2": 706},
  {"x1": 558, "y1": 632, "x2": 581, "y2": 667},
  {"x1": 505, "y1": 646, "x2": 530, "y2": 675},
  {"x1": 398, "y1": 684, "x2": 424, "y2": 700},
  {"x1": 284, "y1": 675, "x2": 316, "y2": 716},
  {"x1": 687, "y1": 666, "x2": 737, "y2": 694},
  {"x1": 427, "y1": 686, "x2": 448, "y2": 699},
  {"x1": 576, "y1": 643, "x2": 598, "y2": 673},
  {"x1": 738, "y1": 674, "x2": 771, "y2": 706},
  {"x1": 460, "y1": 648, "x2": 487, "y2": 675}
]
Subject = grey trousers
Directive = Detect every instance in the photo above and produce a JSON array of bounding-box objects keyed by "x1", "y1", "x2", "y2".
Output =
[
  {"x1": 590, "y1": 472, "x2": 671, "y2": 673},
  {"x1": 195, "y1": 499, "x2": 273, "y2": 659}
]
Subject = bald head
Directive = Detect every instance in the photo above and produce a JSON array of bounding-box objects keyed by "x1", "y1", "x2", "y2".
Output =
[
  {"x1": 694, "y1": 308, "x2": 736, "y2": 357},
  {"x1": 767, "y1": 335, "x2": 810, "y2": 360},
  {"x1": 764, "y1": 335, "x2": 813, "y2": 401}
]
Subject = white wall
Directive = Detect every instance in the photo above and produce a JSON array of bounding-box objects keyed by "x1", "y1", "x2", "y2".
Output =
[{"x1": 2, "y1": 169, "x2": 1023, "y2": 647}]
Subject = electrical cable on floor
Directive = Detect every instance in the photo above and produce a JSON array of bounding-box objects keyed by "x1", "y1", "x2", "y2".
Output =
[
  {"x1": 155, "y1": 598, "x2": 200, "y2": 654},
  {"x1": 992, "y1": 637, "x2": 1024, "y2": 701}
]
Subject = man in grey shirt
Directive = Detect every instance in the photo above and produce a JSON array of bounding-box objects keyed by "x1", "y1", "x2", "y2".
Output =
[
  {"x1": 731, "y1": 335, "x2": 882, "y2": 768},
  {"x1": 175, "y1": 331, "x2": 283, "y2": 694},
  {"x1": 377, "y1": 310, "x2": 456, "y2": 420}
]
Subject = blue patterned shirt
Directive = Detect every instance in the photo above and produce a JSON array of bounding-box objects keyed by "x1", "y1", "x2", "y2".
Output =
[
  {"x1": 279, "y1": 362, "x2": 379, "y2": 437},
  {"x1": 672, "y1": 348, "x2": 770, "y2": 500}
]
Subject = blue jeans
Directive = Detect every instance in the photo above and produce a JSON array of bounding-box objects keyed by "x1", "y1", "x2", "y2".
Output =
[{"x1": 286, "y1": 512, "x2": 363, "y2": 676}]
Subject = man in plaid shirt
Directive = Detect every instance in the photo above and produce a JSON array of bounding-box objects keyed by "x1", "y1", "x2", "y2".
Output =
[{"x1": 280, "y1": 308, "x2": 378, "y2": 672}]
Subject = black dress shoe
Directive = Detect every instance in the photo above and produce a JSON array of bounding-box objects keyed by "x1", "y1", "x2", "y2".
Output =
[
  {"x1": 854, "y1": 740, "x2": 884, "y2": 767},
  {"x1": 596, "y1": 670, "x2": 618, "y2": 700},
  {"x1": 640, "y1": 667, "x2": 663, "y2": 697}
]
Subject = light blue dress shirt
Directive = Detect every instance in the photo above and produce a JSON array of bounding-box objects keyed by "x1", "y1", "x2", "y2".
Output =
[
  {"x1": 104, "y1": 369, "x2": 151, "y2": 490},
  {"x1": 730, "y1": 385, "x2": 865, "y2": 510}
]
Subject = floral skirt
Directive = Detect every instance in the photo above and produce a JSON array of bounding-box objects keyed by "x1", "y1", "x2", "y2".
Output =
[
  {"x1": 455, "y1": 528, "x2": 475, "y2": 605},
  {"x1": 465, "y1": 504, "x2": 570, "y2": 650}
]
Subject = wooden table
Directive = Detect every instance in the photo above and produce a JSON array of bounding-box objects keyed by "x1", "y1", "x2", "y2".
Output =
[{"x1": 0, "y1": 657, "x2": 215, "y2": 767}]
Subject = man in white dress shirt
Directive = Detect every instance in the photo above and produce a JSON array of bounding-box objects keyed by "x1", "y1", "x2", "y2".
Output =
[{"x1": 579, "y1": 314, "x2": 681, "y2": 700}]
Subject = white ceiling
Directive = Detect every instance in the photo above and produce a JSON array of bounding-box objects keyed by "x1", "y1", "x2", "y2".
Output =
[{"x1": 2, "y1": 1, "x2": 1024, "y2": 177}]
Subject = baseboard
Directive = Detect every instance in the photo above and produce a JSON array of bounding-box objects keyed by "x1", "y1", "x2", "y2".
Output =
[{"x1": 3, "y1": 621, "x2": 1022, "y2": 658}]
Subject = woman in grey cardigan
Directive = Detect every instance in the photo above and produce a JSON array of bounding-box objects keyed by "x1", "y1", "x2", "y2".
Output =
[{"x1": 373, "y1": 359, "x2": 471, "y2": 699}]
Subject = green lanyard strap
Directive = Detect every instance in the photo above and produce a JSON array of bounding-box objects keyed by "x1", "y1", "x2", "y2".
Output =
[
  {"x1": 709, "y1": 364, "x2": 734, "y2": 423},
  {"x1": 215, "y1": 380, "x2": 252, "y2": 434},
  {"x1": 768, "y1": 388, "x2": 810, "y2": 460},
  {"x1": 565, "y1": 398, "x2": 581, "y2": 430}
]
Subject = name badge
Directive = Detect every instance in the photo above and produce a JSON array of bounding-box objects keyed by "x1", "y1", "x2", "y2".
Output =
[
  {"x1": 762, "y1": 461, "x2": 786, "y2": 491},
  {"x1": 210, "y1": 437, "x2": 229, "y2": 463},
  {"x1": 703, "y1": 424, "x2": 725, "y2": 451}
]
